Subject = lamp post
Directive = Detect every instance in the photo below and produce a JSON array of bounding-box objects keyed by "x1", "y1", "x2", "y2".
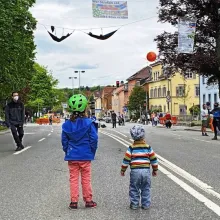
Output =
[
  {"x1": 69, "y1": 76, "x2": 77, "y2": 94},
  {"x1": 74, "y1": 70, "x2": 85, "y2": 91}
]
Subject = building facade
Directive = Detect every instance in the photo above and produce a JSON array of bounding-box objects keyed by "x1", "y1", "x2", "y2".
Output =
[
  {"x1": 200, "y1": 76, "x2": 220, "y2": 109},
  {"x1": 149, "y1": 61, "x2": 200, "y2": 115}
]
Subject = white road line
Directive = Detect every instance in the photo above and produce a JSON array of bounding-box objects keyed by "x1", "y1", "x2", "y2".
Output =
[
  {"x1": 38, "y1": 138, "x2": 46, "y2": 142},
  {"x1": 130, "y1": 139, "x2": 134, "y2": 142},
  {"x1": 51, "y1": 131, "x2": 53, "y2": 133},
  {"x1": 107, "y1": 129, "x2": 128, "y2": 137},
  {"x1": 24, "y1": 133, "x2": 35, "y2": 135},
  {"x1": 48, "y1": 133, "x2": 51, "y2": 136},
  {"x1": 99, "y1": 131, "x2": 128, "y2": 147},
  {"x1": 193, "y1": 138, "x2": 210, "y2": 143},
  {"x1": 159, "y1": 166, "x2": 220, "y2": 217},
  {"x1": 171, "y1": 133, "x2": 182, "y2": 137},
  {"x1": 101, "y1": 131, "x2": 220, "y2": 201},
  {"x1": 100, "y1": 131, "x2": 131, "y2": 145},
  {"x1": 14, "y1": 146, "x2": 32, "y2": 155}
]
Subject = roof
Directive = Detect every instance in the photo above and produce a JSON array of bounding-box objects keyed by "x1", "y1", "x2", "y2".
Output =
[
  {"x1": 126, "y1": 66, "x2": 151, "y2": 81},
  {"x1": 149, "y1": 60, "x2": 162, "y2": 67}
]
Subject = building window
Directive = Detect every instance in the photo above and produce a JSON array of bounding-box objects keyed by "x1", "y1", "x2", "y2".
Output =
[
  {"x1": 202, "y1": 76, "x2": 206, "y2": 84},
  {"x1": 185, "y1": 71, "x2": 193, "y2": 79},
  {"x1": 150, "y1": 89, "x2": 153, "y2": 98},
  {"x1": 214, "y1": 93, "x2": 217, "y2": 104},
  {"x1": 195, "y1": 85, "x2": 199, "y2": 97},
  {"x1": 176, "y1": 86, "x2": 185, "y2": 97},
  {"x1": 163, "y1": 87, "x2": 166, "y2": 97},
  {"x1": 208, "y1": 94, "x2": 211, "y2": 106},
  {"x1": 158, "y1": 87, "x2": 161, "y2": 97},
  {"x1": 154, "y1": 88, "x2": 157, "y2": 98},
  {"x1": 203, "y1": 94, "x2": 206, "y2": 105}
]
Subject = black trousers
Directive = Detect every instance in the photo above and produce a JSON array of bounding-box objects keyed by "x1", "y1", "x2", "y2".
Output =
[
  {"x1": 212, "y1": 117, "x2": 220, "y2": 137},
  {"x1": 112, "y1": 120, "x2": 116, "y2": 128},
  {"x1": 10, "y1": 125, "x2": 24, "y2": 147}
]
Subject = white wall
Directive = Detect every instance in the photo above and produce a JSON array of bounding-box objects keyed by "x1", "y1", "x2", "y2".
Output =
[{"x1": 200, "y1": 76, "x2": 220, "y2": 109}]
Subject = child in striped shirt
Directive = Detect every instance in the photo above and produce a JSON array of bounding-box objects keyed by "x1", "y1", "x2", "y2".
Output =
[{"x1": 121, "y1": 125, "x2": 158, "y2": 210}]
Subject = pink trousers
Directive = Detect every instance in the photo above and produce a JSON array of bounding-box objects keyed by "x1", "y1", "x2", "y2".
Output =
[{"x1": 68, "y1": 161, "x2": 93, "y2": 202}]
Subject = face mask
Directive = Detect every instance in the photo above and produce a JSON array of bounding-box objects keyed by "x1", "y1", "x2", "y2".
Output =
[{"x1": 13, "y1": 96, "x2": 19, "y2": 101}]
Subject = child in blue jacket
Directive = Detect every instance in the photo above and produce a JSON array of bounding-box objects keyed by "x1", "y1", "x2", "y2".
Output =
[{"x1": 62, "y1": 94, "x2": 98, "y2": 210}]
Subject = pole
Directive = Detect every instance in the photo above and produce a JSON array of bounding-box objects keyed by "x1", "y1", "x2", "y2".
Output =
[
  {"x1": 72, "y1": 77, "x2": 74, "y2": 95},
  {"x1": 38, "y1": 102, "x2": 39, "y2": 117},
  {"x1": 79, "y1": 72, "x2": 80, "y2": 92},
  {"x1": 140, "y1": 104, "x2": 141, "y2": 120}
]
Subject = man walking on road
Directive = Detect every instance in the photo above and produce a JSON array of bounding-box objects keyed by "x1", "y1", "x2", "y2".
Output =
[{"x1": 5, "y1": 92, "x2": 25, "y2": 151}]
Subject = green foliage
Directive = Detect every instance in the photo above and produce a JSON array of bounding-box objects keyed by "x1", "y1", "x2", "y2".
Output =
[
  {"x1": 26, "y1": 64, "x2": 58, "y2": 112},
  {"x1": 128, "y1": 86, "x2": 146, "y2": 115},
  {"x1": 155, "y1": 0, "x2": 220, "y2": 91},
  {"x1": 189, "y1": 105, "x2": 200, "y2": 116},
  {"x1": 0, "y1": 0, "x2": 36, "y2": 101}
]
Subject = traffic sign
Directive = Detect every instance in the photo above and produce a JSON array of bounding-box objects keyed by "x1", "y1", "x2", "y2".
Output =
[{"x1": 166, "y1": 95, "x2": 171, "y2": 103}]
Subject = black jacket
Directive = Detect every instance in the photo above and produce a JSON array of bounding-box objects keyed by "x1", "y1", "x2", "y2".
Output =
[{"x1": 5, "y1": 101, "x2": 25, "y2": 126}]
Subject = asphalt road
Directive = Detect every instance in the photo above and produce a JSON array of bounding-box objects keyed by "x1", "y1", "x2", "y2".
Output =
[{"x1": 0, "y1": 122, "x2": 220, "y2": 220}]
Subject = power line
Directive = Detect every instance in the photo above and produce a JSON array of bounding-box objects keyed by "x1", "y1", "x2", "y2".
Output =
[{"x1": 37, "y1": 16, "x2": 157, "y2": 31}]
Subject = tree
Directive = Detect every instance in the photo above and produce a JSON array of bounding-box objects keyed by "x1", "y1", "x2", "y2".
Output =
[
  {"x1": 155, "y1": 0, "x2": 220, "y2": 94},
  {"x1": 128, "y1": 86, "x2": 146, "y2": 118},
  {"x1": 26, "y1": 64, "x2": 58, "y2": 114},
  {"x1": 0, "y1": 0, "x2": 36, "y2": 101}
]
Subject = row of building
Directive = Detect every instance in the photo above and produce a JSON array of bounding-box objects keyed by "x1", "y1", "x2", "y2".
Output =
[{"x1": 93, "y1": 61, "x2": 219, "y2": 118}]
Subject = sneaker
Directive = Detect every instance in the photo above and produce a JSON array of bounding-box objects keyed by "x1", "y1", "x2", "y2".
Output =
[
  {"x1": 130, "y1": 204, "x2": 139, "y2": 210},
  {"x1": 141, "y1": 206, "x2": 150, "y2": 210},
  {"x1": 202, "y1": 133, "x2": 205, "y2": 136},
  {"x1": 85, "y1": 201, "x2": 97, "y2": 208},
  {"x1": 212, "y1": 136, "x2": 217, "y2": 140},
  {"x1": 69, "y1": 202, "x2": 78, "y2": 210},
  {"x1": 205, "y1": 133, "x2": 209, "y2": 136}
]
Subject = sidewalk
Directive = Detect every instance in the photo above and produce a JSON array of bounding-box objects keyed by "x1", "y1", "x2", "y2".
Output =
[{"x1": 156, "y1": 123, "x2": 213, "y2": 133}]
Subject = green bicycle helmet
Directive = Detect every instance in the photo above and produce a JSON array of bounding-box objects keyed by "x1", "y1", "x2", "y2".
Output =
[{"x1": 68, "y1": 94, "x2": 88, "y2": 112}]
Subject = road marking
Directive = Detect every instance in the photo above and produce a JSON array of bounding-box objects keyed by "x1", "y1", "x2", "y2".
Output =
[
  {"x1": 24, "y1": 133, "x2": 35, "y2": 135},
  {"x1": 193, "y1": 138, "x2": 210, "y2": 143},
  {"x1": 159, "y1": 166, "x2": 220, "y2": 217},
  {"x1": 51, "y1": 131, "x2": 53, "y2": 133},
  {"x1": 101, "y1": 131, "x2": 220, "y2": 201},
  {"x1": 100, "y1": 131, "x2": 131, "y2": 145},
  {"x1": 14, "y1": 146, "x2": 32, "y2": 155},
  {"x1": 171, "y1": 133, "x2": 182, "y2": 137},
  {"x1": 48, "y1": 133, "x2": 51, "y2": 136},
  {"x1": 130, "y1": 139, "x2": 133, "y2": 142},
  {"x1": 107, "y1": 129, "x2": 128, "y2": 137},
  {"x1": 38, "y1": 138, "x2": 46, "y2": 142}
]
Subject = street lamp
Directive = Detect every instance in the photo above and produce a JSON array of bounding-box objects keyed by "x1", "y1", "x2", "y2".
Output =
[
  {"x1": 69, "y1": 76, "x2": 77, "y2": 94},
  {"x1": 74, "y1": 70, "x2": 85, "y2": 91}
]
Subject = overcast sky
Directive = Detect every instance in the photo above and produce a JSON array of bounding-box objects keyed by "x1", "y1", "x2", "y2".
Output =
[{"x1": 31, "y1": 0, "x2": 176, "y2": 89}]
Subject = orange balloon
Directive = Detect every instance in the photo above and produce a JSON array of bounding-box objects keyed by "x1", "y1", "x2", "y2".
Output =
[{"x1": 146, "y1": 52, "x2": 157, "y2": 62}]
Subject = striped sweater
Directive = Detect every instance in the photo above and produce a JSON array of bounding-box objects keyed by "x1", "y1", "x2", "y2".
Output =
[{"x1": 121, "y1": 140, "x2": 158, "y2": 172}]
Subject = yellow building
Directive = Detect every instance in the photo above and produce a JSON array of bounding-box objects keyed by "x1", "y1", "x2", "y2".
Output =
[{"x1": 149, "y1": 61, "x2": 200, "y2": 115}]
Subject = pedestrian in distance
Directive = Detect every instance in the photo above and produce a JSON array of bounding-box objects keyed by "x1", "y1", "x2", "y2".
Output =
[
  {"x1": 111, "y1": 111, "x2": 117, "y2": 128},
  {"x1": 61, "y1": 94, "x2": 98, "y2": 210},
  {"x1": 49, "y1": 115, "x2": 53, "y2": 125},
  {"x1": 208, "y1": 102, "x2": 220, "y2": 140},
  {"x1": 121, "y1": 125, "x2": 158, "y2": 210},
  {"x1": 5, "y1": 92, "x2": 25, "y2": 151},
  {"x1": 201, "y1": 104, "x2": 209, "y2": 136},
  {"x1": 165, "y1": 111, "x2": 172, "y2": 128}
]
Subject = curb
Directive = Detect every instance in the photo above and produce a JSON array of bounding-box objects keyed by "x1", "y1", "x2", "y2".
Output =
[
  {"x1": 0, "y1": 129, "x2": 10, "y2": 135},
  {"x1": 184, "y1": 128, "x2": 213, "y2": 133}
]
